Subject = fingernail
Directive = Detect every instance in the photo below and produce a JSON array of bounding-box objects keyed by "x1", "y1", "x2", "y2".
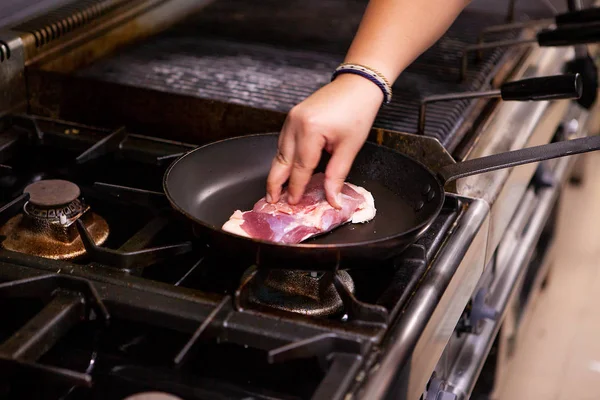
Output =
[
  {"x1": 266, "y1": 193, "x2": 272, "y2": 203},
  {"x1": 336, "y1": 193, "x2": 343, "y2": 207}
]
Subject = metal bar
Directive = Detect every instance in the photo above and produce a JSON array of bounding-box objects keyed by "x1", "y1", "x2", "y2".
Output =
[
  {"x1": 174, "y1": 257, "x2": 204, "y2": 287},
  {"x1": 334, "y1": 274, "x2": 388, "y2": 325},
  {"x1": 438, "y1": 135, "x2": 600, "y2": 184},
  {"x1": 0, "y1": 254, "x2": 220, "y2": 307},
  {"x1": 418, "y1": 90, "x2": 501, "y2": 134},
  {"x1": 357, "y1": 199, "x2": 490, "y2": 400},
  {"x1": 76, "y1": 219, "x2": 192, "y2": 271},
  {"x1": 268, "y1": 333, "x2": 364, "y2": 364},
  {"x1": 0, "y1": 209, "x2": 384, "y2": 372},
  {"x1": 174, "y1": 295, "x2": 230, "y2": 365},
  {"x1": 0, "y1": 357, "x2": 92, "y2": 388},
  {"x1": 0, "y1": 274, "x2": 110, "y2": 322},
  {"x1": 92, "y1": 182, "x2": 169, "y2": 209},
  {"x1": 233, "y1": 266, "x2": 258, "y2": 311},
  {"x1": 0, "y1": 259, "x2": 379, "y2": 349},
  {"x1": 118, "y1": 216, "x2": 169, "y2": 252},
  {"x1": 312, "y1": 353, "x2": 364, "y2": 400},
  {"x1": 0, "y1": 193, "x2": 28, "y2": 226},
  {"x1": 75, "y1": 125, "x2": 126, "y2": 164},
  {"x1": 0, "y1": 292, "x2": 84, "y2": 362},
  {"x1": 444, "y1": 155, "x2": 571, "y2": 399},
  {"x1": 156, "y1": 152, "x2": 186, "y2": 163},
  {"x1": 479, "y1": 19, "x2": 553, "y2": 43},
  {"x1": 223, "y1": 311, "x2": 373, "y2": 351},
  {"x1": 461, "y1": 38, "x2": 535, "y2": 81}
]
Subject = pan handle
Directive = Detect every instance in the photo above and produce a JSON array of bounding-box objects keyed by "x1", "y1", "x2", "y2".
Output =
[
  {"x1": 537, "y1": 21, "x2": 600, "y2": 46},
  {"x1": 419, "y1": 74, "x2": 581, "y2": 133},
  {"x1": 438, "y1": 135, "x2": 600, "y2": 184},
  {"x1": 556, "y1": 7, "x2": 600, "y2": 26},
  {"x1": 500, "y1": 73, "x2": 582, "y2": 101}
]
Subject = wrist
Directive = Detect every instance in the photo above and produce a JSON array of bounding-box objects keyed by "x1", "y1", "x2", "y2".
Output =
[
  {"x1": 332, "y1": 63, "x2": 392, "y2": 104},
  {"x1": 331, "y1": 73, "x2": 385, "y2": 103},
  {"x1": 342, "y1": 55, "x2": 400, "y2": 85}
]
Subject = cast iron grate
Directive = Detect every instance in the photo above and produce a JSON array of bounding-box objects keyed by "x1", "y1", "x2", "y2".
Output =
[
  {"x1": 0, "y1": 274, "x2": 109, "y2": 397},
  {"x1": 0, "y1": 115, "x2": 467, "y2": 399}
]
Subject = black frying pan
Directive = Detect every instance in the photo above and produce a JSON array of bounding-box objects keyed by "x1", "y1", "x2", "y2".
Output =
[
  {"x1": 164, "y1": 133, "x2": 600, "y2": 270},
  {"x1": 164, "y1": 77, "x2": 596, "y2": 271}
]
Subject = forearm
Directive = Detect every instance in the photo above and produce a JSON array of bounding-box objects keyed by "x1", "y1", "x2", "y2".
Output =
[{"x1": 345, "y1": 0, "x2": 471, "y2": 82}]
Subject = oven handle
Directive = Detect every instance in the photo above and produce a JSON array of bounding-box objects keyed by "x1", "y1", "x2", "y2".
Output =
[{"x1": 442, "y1": 154, "x2": 572, "y2": 400}]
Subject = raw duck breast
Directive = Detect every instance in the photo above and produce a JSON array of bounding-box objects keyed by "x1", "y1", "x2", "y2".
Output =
[{"x1": 222, "y1": 173, "x2": 376, "y2": 244}]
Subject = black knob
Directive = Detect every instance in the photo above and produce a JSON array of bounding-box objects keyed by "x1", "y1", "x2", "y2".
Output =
[{"x1": 565, "y1": 54, "x2": 598, "y2": 109}]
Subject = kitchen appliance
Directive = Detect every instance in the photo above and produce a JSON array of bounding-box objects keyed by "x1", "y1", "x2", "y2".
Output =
[{"x1": 0, "y1": 0, "x2": 597, "y2": 399}]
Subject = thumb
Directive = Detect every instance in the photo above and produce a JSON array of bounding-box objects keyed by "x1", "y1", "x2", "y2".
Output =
[{"x1": 324, "y1": 142, "x2": 357, "y2": 209}]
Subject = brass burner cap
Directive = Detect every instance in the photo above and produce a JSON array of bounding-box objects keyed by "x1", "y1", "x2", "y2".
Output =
[{"x1": 24, "y1": 179, "x2": 81, "y2": 207}]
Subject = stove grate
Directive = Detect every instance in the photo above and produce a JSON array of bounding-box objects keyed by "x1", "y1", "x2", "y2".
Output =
[{"x1": 75, "y1": 0, "x2": 558, "y2": 150}]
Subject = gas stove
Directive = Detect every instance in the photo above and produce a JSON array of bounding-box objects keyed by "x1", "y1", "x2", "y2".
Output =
[
  {"x1": 0, "y1": 0, "x2": 597, "y2": 399},
  {"x1": 0, "y1": 115, "x2": 487, "y2": 400}
]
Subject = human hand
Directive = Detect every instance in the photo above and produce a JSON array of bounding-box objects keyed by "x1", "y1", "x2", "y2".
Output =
[{"x1": 266, "y1": 73, "x2": 383, "y2": 209}]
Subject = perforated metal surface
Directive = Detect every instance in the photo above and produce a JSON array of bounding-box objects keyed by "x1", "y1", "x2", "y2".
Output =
[
  {"x1": 11, "y1": 0, "x2": 135, "y2": 47},
  {"x1": 77, "y1": 0, "x2": 559, "y2": 149}
]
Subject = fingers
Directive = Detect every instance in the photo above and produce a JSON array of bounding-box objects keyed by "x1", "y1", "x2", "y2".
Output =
[
  {"x1": 287, "y1": 133, "x2": 325, "y2": 204},
  {"x1": 324, "y1": 141, "x2": 359, "y2": 209},
  {"x1": 266, "y1": 123, "x2": 295, "y2": 203}
]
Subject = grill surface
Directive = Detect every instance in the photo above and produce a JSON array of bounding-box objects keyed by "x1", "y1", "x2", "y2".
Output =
[{"x1": 77, "y1": 0, "x2": 558, "y2": 149}]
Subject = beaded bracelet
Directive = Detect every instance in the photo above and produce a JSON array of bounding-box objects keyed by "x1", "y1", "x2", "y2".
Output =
[{"x1": 331, "y1": 63, "x2": 393, "y2": 104}]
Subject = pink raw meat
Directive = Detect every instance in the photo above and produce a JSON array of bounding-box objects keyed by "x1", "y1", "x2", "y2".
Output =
[{"x1": 221, "y1": 173, "x2": 376, "y2": 244}]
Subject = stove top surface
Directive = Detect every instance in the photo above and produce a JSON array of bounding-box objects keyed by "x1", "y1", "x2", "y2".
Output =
[{"x1": 0, "y1": 116, "x2": 466, "y2": 399}]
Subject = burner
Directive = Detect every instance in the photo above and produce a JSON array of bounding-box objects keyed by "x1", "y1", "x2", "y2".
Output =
[
  {"x1": 123, "y1": 392, "x2": 183, "y2": 400},
  {"x1": 26, "y1": 179, "x2": 81, "y2": 207},
  {"x1": 241, "y1": 268, "x2": 355, "y2": 317},
  {"x1": 0, "y1": 180, "x2": 109, "y2": 259}
]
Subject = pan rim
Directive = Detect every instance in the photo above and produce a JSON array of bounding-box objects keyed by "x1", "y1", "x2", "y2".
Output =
[{"x1": 163, "y1": 132, "x2": 445, "y2": 250}]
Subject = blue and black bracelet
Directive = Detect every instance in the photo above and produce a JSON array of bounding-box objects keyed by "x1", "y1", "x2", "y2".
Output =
[{"x1": 331, "y1": 63, "x2": 393, "y2": 104}]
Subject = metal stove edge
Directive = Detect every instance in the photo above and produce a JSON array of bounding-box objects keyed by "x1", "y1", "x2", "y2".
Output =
[
  {"x1": 426, "y1": 99, "x2": 591, "y2": 400},
  {"x1": 354, "y1": 194, "x2": 491, "y2": 400}
]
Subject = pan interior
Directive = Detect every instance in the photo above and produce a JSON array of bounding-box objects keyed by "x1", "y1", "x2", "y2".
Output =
[{"x1": 165, "y1": 134, "x2": 442, "y2": 246}]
